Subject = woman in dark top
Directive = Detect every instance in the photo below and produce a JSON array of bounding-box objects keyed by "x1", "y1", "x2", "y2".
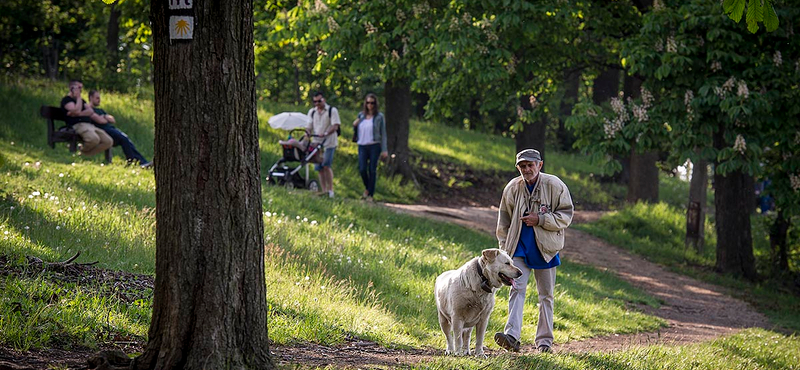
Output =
[{"x1": 352, "y1": 93, "x2": 388, "y2": 202}]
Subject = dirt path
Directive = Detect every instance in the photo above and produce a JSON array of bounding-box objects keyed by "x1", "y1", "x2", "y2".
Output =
[{"x1": 382, "y1": 204, "x2": 771, "y2": 354}]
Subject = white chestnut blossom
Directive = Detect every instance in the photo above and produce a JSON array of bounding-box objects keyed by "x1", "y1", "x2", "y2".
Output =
[
  {"x1": 711, "y1": 61, "x2": 722, "y2": 72},
  {"x1": 327, "y1": 17, "x2": 339, "y2": 32},
  {"x1": 685, "y1": 90, "x2": 694, "y2": 122},
  {"x1": 666, "y1": 35, "x2": 677, "y2": 53},
  {"x1": 791, "y1": 174, "x2": 800, "y2": 192},
  {"x1": 737, "y1": 80, "x2": 749, "y2": 99},
  {"x1": 773, "y1": 51, "x2": 783, "y2": 67},
  {"x1": 733, "y1": 134, "x2": 746, "y2": 154}
]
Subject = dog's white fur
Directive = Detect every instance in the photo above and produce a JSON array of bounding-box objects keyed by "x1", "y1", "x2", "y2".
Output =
[{"x1": 435, "y1": 248, "x2": 522, "y2": 356}]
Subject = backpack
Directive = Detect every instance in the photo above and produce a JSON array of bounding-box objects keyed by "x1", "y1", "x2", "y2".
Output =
[{"x1": 311, "y1": 106, "x2": 341, "y2": 136}]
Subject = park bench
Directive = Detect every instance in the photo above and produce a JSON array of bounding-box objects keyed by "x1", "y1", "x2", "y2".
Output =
[{"x1": 40, "y1": 105, "x2": 112, "y2": 163}]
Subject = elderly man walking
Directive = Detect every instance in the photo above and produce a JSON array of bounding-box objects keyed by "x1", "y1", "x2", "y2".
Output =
[{"x1": 494, "y1": 149, "x2": 574, "y2": 353}]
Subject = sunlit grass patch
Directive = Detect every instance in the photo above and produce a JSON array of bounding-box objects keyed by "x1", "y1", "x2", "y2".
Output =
[
  {"x1": 403, "y1": 328, "x2": 799, "y2": 370},
  {"x1": 0, "y1": 274, "x2": 151, "y2": 351}
]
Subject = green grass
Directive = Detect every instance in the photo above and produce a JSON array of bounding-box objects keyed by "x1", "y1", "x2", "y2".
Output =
[
  {"x1": 402, "y1": 329, "x2": 799, "y2": 370},
  {"x1": 0, "y1": 77, "x2": 665, "y2": 351},
  {"x1": 1, "y1": 77, "x2": 797, "y2": 368}
]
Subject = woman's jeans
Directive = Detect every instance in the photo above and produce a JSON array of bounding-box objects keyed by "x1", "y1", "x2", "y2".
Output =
[{"x1": 358, "y1": 143, "x2": 381, "y2": 196}]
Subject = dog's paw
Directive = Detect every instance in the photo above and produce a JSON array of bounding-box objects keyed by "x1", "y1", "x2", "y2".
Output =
[{"x1": 473, "y1": 350, "x2": 487, "y2": 358}]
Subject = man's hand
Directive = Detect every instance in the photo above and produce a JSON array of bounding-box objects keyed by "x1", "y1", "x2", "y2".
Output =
[
  {"x1": 520, "y1": 213, "x2": 539, "y2": 227},
  {"x1": 380, "y1": 151, "x2": 388, "y2": 161}
]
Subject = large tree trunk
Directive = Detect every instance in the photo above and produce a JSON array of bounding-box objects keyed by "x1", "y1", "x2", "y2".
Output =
[
  {"x1": 685, "y1": 158, "x2": 708, "y2": 253},
  {"x1": 713, "y1": 127, "x2": 757, "y2": 280},
  {"x1": 515, "y1": 94, "x2": 547, "y2": 170},
  {"x1": 106, "y1": 1, "x2": 121, "y2": 77},
  {"x1": 385, "y1": 79, "x2": 417, "y2": 185},
  {"x1": 558, "y1": 69, "x2": 580, "y2": 152},
  {"x1": 131, "y1": 1, "x2": 273, "y2": 368}
]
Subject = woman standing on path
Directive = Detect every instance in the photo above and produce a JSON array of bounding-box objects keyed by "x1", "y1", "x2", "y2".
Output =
[{"x1": 353, "y1": 93, "x2": 388, "y2": 202}]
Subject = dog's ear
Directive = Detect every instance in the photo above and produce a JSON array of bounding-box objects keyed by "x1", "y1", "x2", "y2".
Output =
[{"x1": 482, "y1": 249, "x2": 499, "y2": 262}]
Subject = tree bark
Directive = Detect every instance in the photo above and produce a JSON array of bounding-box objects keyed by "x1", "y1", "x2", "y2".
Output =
[
  {"x1": 713, "y1": 127, "x2": 757, "y2": 280},
  {"x1": 515, "y1": 94, "x2": 547, "y2": 171},
  {"x1": 40, "y1": 39, "x2": 59, "y2": 80},
  {"x1": 106, "y1": 1, "x2": 121, "y2": 77},
  {"x1": 685, "y1": 158, "x2": 708, "y2": 253},
  {"x1": 592, "y1": 68, "x2": 630, "y2": 184},
  {"x1": 626, "y1": 148, "x2": 659, "y2": 203},
  {"x1": 131, "y1": 0, "x2": 274, "y2": 368},
  {"x1": 384, "y1": 78, "x2": 417, "y2": 185},
  {"x1": 557, "y1": 69, "x2": 580, "y2": 152},
  {"x1": 770, "y1": 210, "x2": 790, "y2": 273}
]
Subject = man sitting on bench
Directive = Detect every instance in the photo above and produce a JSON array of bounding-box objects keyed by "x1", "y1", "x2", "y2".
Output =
[
  {"x1": 88, "y1": 90, "x2": 152, "y2": 169},
  {"x1": 60, "y1": 79, "x2": 113, "y2": 157}
]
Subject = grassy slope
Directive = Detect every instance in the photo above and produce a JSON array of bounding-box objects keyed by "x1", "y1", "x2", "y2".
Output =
[{"x1": 0, "y1": 78, "x2": 797, "y2": 369}]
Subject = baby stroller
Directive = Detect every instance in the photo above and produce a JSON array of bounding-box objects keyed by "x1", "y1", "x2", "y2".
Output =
[{"x1": 266, "y1": 128, "x2": 325, "y2": 191}]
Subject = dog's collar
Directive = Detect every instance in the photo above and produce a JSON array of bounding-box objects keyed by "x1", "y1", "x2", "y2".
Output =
[{"x1": 474, "y1": 259, "x2": 493, "y2": 293}]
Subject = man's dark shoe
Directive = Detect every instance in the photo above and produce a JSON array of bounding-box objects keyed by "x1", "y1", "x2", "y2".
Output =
[
  {"x1": 538, "y1": 345, "x2": 551, "y2": 353},
  {"x1": 494, "y1": 332, "x2": 520, "y2": 352}
]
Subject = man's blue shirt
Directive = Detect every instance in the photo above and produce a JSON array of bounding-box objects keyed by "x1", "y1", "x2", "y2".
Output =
[{"x1": 513, "y1": 182, "x2": 561, "y2": 269}]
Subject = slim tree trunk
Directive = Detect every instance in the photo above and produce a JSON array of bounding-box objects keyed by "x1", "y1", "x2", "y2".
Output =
[
  {"x1": 385, "y1": 78, "x2": 417, "y2": 185},
  {"x1": 623, "y1": 74, "x2": 658, "y2": 203},
  {"x1": 685, "y1": 158, "x2": 708, "y2": 252},
  {"x1": 558, "y1": 69, "x2": 580, "y2": 152},
  {"x1": 130, "y1": 0, "x2": 273, "y2": 368},
  {"x1": 294, "y1": 64, "x2": 301, "y2": 105},
  {"x1": 40, "y1": 38, "x2": 59, "y2": 80},
  {"x1": 626, "y1": 146, "x2": 659, "y2": 203},
  {"x1": 515, "y1": 95, "x2": 547, "y2": 171},
  {"x1": 770, "y1": 210, "x2": 790, "y2": 272},
  {"x1": 106, "y1": 1, "x2": 121, "y2": 77},
  {"x1": 713, "y1": 127, "x2": 757, "y2": 280},
  {"x1": 593, "y1": 68, "x2": 630, "y2": 184}
]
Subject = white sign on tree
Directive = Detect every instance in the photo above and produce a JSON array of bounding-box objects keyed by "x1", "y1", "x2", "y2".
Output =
[
  {"x1": 169, "y1": 0, "x2": 192, "y2": 10},
  {"x1": 169, "y1": 16, "x2": 194, "y2": 40}
]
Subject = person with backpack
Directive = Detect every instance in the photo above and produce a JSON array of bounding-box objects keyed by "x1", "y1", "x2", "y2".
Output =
[
  {"x1": 352, "y1": 93, "x2": 388, "y2": 202},
  {"x1": 306, "y1": 91, "x2": 341, "y2": 198}
]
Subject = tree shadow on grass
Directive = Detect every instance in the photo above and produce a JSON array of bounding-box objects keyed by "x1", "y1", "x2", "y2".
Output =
[{"x1": 0, "y1": 197, "x2": 153, "y2": 272}]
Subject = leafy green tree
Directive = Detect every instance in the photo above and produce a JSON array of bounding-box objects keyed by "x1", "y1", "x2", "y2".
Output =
[
  {"x1": 723, "y1": 0, "x2": 779, "y2": 33},
  {"x1": 610, "y1": 0, "x2": 798, "y2": 278}
]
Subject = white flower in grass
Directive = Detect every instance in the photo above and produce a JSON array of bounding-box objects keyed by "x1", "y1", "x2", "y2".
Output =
[
  {"x1": 59, "y1": 173, "x2": 64, "y2": 177},
  {"x1": 32, "y1": 191, "x2": 40, "y2": 196},
  {"x1": 733, "y1": 134, "x2": 747, "y2": 154},
  {"x1": 442, "y1": 255, "x2": 448, "y2": 260},
  {"x1": 24, "y1": 226, "x2": 29, "y2": 230},
  {"x1": 296, "y1": 216, "x2": 300, "y2": 220},
  {"x1": 71, "y1": 163, "x2": 76, "y2": 166},
  {"x1": 57, "y1": 209, "x2": 63, "y2": 213},
  {"x1": 8, "y1": 206, "x2": 13, "y2": 210},
  {"x1": 3, "y1": 231, "x2": 8, "y2": 235},
  {"x1": 321, "y1": 285, "x2": 325, "y2": 290},
  {"x1": 56, "y1": 226, "x2": 60, "y2": 230},
  {"x1": 302, "y1": 217, "x2": 308, "y2": 222},
  {"x1": 379, "y1": 260, "x2": 384, "y2": 264},
  {"x1": 305, "y1": 276, "x2": 310, "y2": 280}
]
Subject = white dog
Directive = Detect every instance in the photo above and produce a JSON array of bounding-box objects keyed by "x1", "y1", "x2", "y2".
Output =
[{"x1": 435, "y1": 248, "x2": 522, "y2": 356}]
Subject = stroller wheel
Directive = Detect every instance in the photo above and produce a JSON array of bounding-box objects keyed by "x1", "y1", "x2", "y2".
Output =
[
  {"x1": 284, "y1": 181, "x2": 295, "y2": 191},
  {"x1": 307, "y1": 180, "x2": 320, "y2": 193}
]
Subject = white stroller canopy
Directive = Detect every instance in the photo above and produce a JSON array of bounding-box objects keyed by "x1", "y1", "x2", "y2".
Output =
[{"x1": 268, "y1": 112, "x2": 311, "y2": 130}]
